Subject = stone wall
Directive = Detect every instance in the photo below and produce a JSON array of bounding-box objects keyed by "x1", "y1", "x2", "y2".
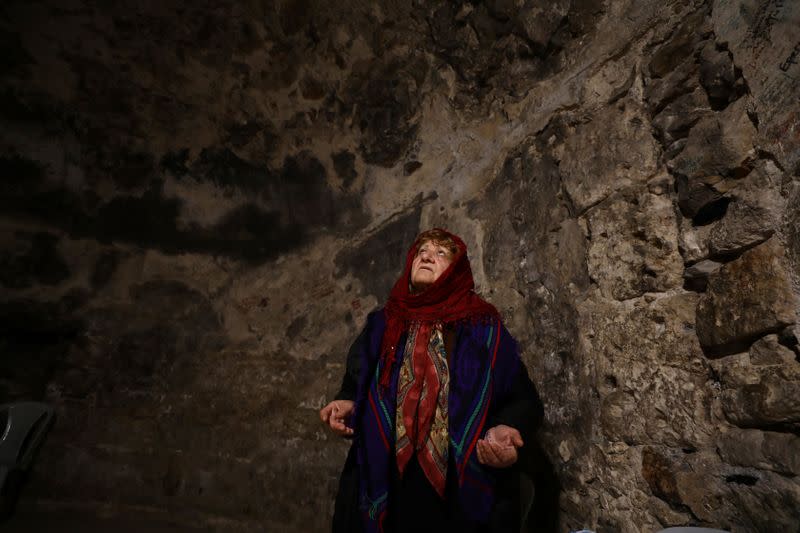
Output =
[{"x1": 1, "y1": 0, "x2": 798, "y2": 531}]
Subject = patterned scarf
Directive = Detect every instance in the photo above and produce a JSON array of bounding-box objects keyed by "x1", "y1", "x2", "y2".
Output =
[
  {"x1": 382, "y1": 230, "x2": 498, "y2": 496},
  {"x1": 394, "y1": 322, "x2": 450, "y2": 497},
  {"x1": 356, "y1": 314, "x2": 522, "y2": 533}
]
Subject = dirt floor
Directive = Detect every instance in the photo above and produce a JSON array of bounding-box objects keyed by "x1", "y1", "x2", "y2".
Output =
[{"x1": 2, "y1": 510, "x2": 210, "y2": 532}]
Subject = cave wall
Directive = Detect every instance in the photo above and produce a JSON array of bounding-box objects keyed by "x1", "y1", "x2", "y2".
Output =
[{"x1": 1, "y1": 0, "x2": 799, "y2": 531}]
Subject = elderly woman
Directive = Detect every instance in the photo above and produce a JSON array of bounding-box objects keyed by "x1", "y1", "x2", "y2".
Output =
[{"x1": 320, "y1": 228, "x2": 541, "y2": 533}]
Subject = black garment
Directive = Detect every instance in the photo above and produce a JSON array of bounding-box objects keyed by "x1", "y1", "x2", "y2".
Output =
[
  {"x1": 332, "y1": 322, "x2": 543, "y2": 533},
  {"x1": 392, "y1": 454, "x2": 486, "y2": 533},
  {"x1": 391, "y1": 451, "x2": 525, "y2": 533}
]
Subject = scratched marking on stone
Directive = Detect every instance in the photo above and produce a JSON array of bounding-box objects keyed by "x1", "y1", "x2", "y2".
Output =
[
  {"x1": 747, "y1": 0, "x2": 786, "y2": 43},
  {"x1": 760, "y1": 74, "x2": 794, "y2": 104},
  {"x1": 714, "y1": 0, "x2": 800, "y2": 169},
  {"x1": 740, "y1": 0, "x2": 788, "y2": 59},
  {"x1": 310, "y1": 284, "x2": 334, "y2": 299},
  {"x1": 767, "y1": 111, "x2": 800, "y2": 144},
  {"x1": 779, "y1": 41, "x2": 800, "y2": 72}
]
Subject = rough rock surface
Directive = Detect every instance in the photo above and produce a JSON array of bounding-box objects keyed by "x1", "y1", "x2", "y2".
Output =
[
  {"x1": 1, "y1": 0, "x2": 799, "y2": 532},
  {"x1": 697, "y1": 238, "x2": 797, "y2": 354}
]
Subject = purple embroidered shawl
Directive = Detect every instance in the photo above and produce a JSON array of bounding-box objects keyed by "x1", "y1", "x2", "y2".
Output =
[{"x1": 350, "y1": 309, "x2": 523, "y2": 533}]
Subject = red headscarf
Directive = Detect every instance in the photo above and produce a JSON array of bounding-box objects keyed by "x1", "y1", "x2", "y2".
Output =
[{"x1": 379, "y1": 229, "x2": 499, "y2": 387}]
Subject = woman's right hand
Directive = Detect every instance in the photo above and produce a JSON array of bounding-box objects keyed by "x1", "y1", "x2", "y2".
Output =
[{"x1": 319, "y1": 400, "x2": 355, "y2": 437}]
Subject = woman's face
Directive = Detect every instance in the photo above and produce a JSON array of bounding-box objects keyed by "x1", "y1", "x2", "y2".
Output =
[{"x1": 410, "y1": 240, "x2": 454, "y2": 290}]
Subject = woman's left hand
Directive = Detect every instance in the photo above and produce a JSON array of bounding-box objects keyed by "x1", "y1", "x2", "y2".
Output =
[{"x1": 476, "y1": 424, "x2": 523, "y2": 468}]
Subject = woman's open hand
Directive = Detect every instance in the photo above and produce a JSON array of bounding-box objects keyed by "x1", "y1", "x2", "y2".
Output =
[
  {"x1": 476, "y1": 424, "x2": 523, "y2": 468},
  {"x1": 319, "y1": 400, "x2": 355, "y2": 437}
]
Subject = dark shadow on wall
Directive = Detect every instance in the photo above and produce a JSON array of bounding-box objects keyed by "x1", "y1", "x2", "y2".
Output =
[
  {"x1": 521, "y1": 441, "x2": 561, "y2": 533},
  {"x1": 519, "y1": 387, "x2": 561, "y2": 533},
  {"x1": 0, "y1": 146, "x2": 370, "y2": 265},
  {"x1": 0, "y1": 298, "x2": 85, "y2": 403}
]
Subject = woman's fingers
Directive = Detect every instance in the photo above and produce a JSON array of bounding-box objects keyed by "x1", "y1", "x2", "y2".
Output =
[
  {"x1": 335, "y1": 401, "x2": 355, "y2": 417},
  {"x1": 476, "y1": 440, "x2": 487, "y2": 465},
  {"x1": 481, "y1": 439, "x2": 503, "y2": 465},
  {"x1": 330, "y1": 419, "x2": 353, "y2": 436},
  {"x1": 329, "y1": 415, "x2": 353, "y2": 436},
  {"x1": 319, "y1": 400, "x2": 355, "y2": 436},
  {"x1": 319, "y1": 403, "x2": 333, "y2": 422},
  {"x1": 496, "y1": 445, "x2": 517, "y2": 467},
  {"x1": 480, "y1": 444, "x2": 502, "y2": 467},
  {"x1": 477, "y1": 439, "x2": 519, "y2": 468},
  {"x1": 486, "y1": 425, "x2": 524, "y2": 450},
  {"x1": 477, "y1": 440, "x2": 494, "y2": 465}
]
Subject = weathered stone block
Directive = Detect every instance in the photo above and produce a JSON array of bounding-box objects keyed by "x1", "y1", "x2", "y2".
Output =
[
  {"x1": 707, "y1": 161, "x2": 784, "y2": 257},
  {"x1": 721, "y1": 471, "x2": 800, "y2": 533},
  {"x1": 717, "y1": 428, "x2": 800, "y2": 476},
  {"x1": 644, "y1": 55, "x2": 697, "y2": 113},
  {"x1": 517, "y1": 0, "x2": 569, "y2": 47},
  {"x1": 708, "y1": 352, "x2": 760, "y2": 388},
  {"x1": 585, "y1": 189, "x2": 683, "y2": 300},
  {"x1": 713, "y1": 0, "x2": 800, "y2": 172},
  {"x1": 668, "y1": 98, "x2": 756, "y2": 181},
  {"x1": 647, "y1": 9, "x2": 708, "y2": 79},
  {"x1": 641, "y1": 447, "x2": 681, "y2": 505},
  {"x1": 597, "y1": 358, "x2": 713, "y2": 448},
  {"x1": 721, "y1": 376, "x2": 800, "y2": 429},
  {"x1": 677, "y1": 215, "x2": 716, "y2": 264},
  {"x1": 749, "y1": 334, "x2": 797, "y2": 366},
  {"x1": 676, "y1": 469, "x2": 731, "y2": 524},
  {"x1": 587, "y1": 292, "x2": 705, "y2": 371},
  {"x1": 651, "y1": 88, "x2": 710, "y2": 145},
  {"x1": 707, "y1": 200, "x2": 777, "y2": 257},
  {"x1": 675, "y1": 174, "x2": 734, "y2": 222},
  {"x1": 669, "y1": 98, "x2": 757, "y2": 223},
  {"x1": 644, "y1": 447, "x2": 800, "y2": 531},
  {"x1": 698, "y1": 41, "x2": 741, "y2": 108},
  {"x1": 600, "y1": 391, "x2": 643, "y2": 444},
  {"x1": 683, "y1": 259, "x2": 722, "y2": 292},
  {"x1": 561, "y1": 104, "x2": 660, "y2": 214},
  {"x1": 696, "y1": 238, "x2": 797, "y2": 354}
]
